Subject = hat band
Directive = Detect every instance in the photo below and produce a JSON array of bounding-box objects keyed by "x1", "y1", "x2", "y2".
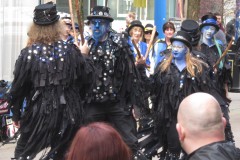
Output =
[
  {"x1": 144, "y1": 27, "x2": 153, "y2": 31},
  {"x1": 202, "y1": 18, "x2": 217, "y2": 25},
  {"x1": 174, "y1": 35, "x2": 188, "y2": 41}
]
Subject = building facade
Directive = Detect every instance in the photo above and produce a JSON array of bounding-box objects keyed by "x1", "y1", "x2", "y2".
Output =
[{"x1": 0, "y1": 0, "x2": 184, "y2": 81}]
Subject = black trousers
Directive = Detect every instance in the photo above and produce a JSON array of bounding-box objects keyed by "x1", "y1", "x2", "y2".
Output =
[
  {"x1": 166, "y1": 119, "x2": 182, "y2": 155},
  {"x1": 84, "y1": 101, "x2": 138, "y2": 152}
]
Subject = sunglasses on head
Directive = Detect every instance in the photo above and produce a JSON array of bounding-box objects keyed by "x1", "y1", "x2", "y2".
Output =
[{"x1": 144, "y1": 31, "x2": 152, "y2": 34}]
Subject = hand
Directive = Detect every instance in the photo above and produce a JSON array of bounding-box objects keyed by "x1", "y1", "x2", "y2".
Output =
[
  {"x1": 13, "y1": 121, "x2": 20, "y2": 128},
  {"x1": 135, "y1": 55, "x2": 146, "y2": 65},
  {"x1": 132, "y1": 108, "x2": 136, "y2": 119},
  {"x1": 213, "y1": 67, "x2": 218, "y2": 74},
  {"x1": 79, "y1": 40, "x2": 90, "y2": 56}
]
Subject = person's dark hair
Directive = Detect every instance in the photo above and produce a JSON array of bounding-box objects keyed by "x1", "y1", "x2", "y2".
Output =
[
  {"x1": 214, "y1": 12, "x2": 221, "y2": 17},
  {"x1": 66, "y1": 122, "x2": 132, "y2": 160},
  {"x1": 163, "y1": 21, "x2": 175, "y2": 32},
  {"x1": 206, "y1": 12, "x2": 213, "y2": 16}
]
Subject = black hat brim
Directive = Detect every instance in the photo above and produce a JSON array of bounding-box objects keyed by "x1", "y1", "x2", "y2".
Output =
[
  {"x1": 87, "y1": 15, "x2": 113, "y2": 22},
  {"x1": 170, "y1": 37, "x2": 192, "y2": 51},
  {"x1": 199, "y1": 23, "x2": 219, "y2": 32},
  {"x1": 128, "y1": 24, "x2": 144, "y2": 35}
]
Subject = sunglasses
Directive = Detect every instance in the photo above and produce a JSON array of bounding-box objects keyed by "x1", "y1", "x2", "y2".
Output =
[{"x1": 144, "y1": 31, "x2": 152, "y2": 34}]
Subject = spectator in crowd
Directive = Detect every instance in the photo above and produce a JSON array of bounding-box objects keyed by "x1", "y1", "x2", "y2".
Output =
[
  {"x1": 156, "y1": 21, "x2": 176, "y2": 60},
  {"x1": 127, "y1": 20, "x2": 149, "y2": 67},
  {"x1": 214, "y1": 12, "x2": 227, "y2": 47},
  {"x1": 214, "y1": 12, "x2": 225, "y2": 32},
  {"x1": 83, "y1": 20, "x2": 92, "y2": 39},
  {"x1": 161, "y1": 21, "x2": 176, "y2": 50},
  {"x1": 9, "y1": 2, "x2": 95, "y2": 159},
  {"x1": 143, "y1": 23, "x2": 157, "y2": 45},
  {"x1": 60, "y1": 16, "x2": 75, "y2": 44},
  {"x1": 120, "y1": 12, "x2": 136, "y2": 37},
  {"x1": 126, "y1": 12, "x2": 136, "y2": 30},
  {"x1": 143, "y1": 23, "x2": 165, "y2": 75},
  {"x1": 66, "y1": 122, "x2": 132, "y2": 160},
  {"x1": 177, "y1": 92, "x2": 240, "y2": 160}
]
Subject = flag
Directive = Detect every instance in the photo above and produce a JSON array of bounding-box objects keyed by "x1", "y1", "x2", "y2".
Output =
[{"x1": 133, "y1": 0, "x2": 146, "y2": 8}]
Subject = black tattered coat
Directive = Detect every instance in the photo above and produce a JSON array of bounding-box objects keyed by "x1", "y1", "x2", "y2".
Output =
[{"x1": 9, "y1": 40, "x2": 95, "y2": 158}]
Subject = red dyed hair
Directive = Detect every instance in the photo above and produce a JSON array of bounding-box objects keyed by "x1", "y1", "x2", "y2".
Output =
[{"x1": 66, "y1": 122, "x2": 132, "y2": 160}]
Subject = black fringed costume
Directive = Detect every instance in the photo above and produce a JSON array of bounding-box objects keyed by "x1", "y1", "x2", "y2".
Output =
[
  {"x1": 85, "y1": 32, "x2": 146, "y2": 106},
  {"x1": 84, "y1": 31, "x2": 149, "y2": 159},
  {"x1": 200, "y1": 43, "x2": 234, "y2": 142},
  {"x1": 138, "y1": 59, "x2": 230, "y2": 159},
  {"x1": 200, "y1": 43, "x2": 232, "y2": 93},
  {"x1": 9, "y1": 41, "x2": 95, "y2": 159}
]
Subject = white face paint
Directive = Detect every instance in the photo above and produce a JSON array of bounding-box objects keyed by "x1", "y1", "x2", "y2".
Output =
[{"x1": 201, "y1": 26, "x2": 216, "y2": 40}]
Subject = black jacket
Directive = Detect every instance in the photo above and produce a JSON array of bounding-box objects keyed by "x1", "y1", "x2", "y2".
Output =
[{"x1": 186, "y1": 141, "x2": 240, "y2": 160}]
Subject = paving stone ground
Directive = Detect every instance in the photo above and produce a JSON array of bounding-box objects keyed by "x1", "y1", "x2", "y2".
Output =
[{"x1": 1, "y1": 92, "x2": 239, "y2": 160}]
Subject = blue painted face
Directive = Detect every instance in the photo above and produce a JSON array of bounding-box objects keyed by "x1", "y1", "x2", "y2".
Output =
[
  {"x1": 201, "y1": 25, "x2": 216, "y2": 40},
  {"x1": 171, "y1": 41, "x2": 187, "y2": 60},
  {"x1": 91, "y1": 19, "x2": 110, "y2": 41}
]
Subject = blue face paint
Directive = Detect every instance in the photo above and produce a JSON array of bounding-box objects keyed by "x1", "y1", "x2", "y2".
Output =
[
  {"x1": 91, "y1": 19, "x2": 110, "y2": 41},
  {"x1": 201, "y1": 26, "x2": 216, "y2": 40},
  {"x1": 171, "y1": 41, "x2": 187, "y2": 60}
]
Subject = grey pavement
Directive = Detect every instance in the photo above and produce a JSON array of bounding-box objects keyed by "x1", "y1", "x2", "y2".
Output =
[{"x1": 0, "y1": 92, "x2": 240, "y2": 160}]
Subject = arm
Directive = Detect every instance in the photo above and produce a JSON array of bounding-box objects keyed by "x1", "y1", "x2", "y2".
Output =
[{"x1": 9, "y1": 49, "x2": 32, "y2": 122}]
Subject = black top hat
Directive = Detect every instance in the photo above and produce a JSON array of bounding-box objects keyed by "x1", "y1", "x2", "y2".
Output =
[
  {"x1": 87, "y1": 6, "x2": 113, "y2": 22},
  {"x1": 170, "y1": 30, "x2": 192, "y2": 51},
  {"x1": 33, "y1": 2, "x2": 60, "y2": 25},
  {"x1": 181, "y1": 20, "x2": 200, "y2": 46},
  {"x1": 127, "y1": 20, "x2": 144, "y2": 35},
  {"x1": 199, "y1": 14, "x2": 219, "y2": 32},
  {"x1": 144, "y1": 23, "x2": 159, "y2": 36}
]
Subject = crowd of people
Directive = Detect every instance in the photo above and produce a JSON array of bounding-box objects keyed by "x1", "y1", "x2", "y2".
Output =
[{"x1": 3, "y1": 1, "x2": 240, "y2": 160}]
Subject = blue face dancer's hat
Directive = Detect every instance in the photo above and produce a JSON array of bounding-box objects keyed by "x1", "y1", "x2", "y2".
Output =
[
  {"x1": 199, "y1": 14, "x2": 219, "y2": 32},
  {"x1": 170, "y1": 30, "x2": 192, "y2": 51},
  {"x1": 181, "y1": 19, "x2": 200, "y2": 46},
  {"x1": 33, "y1": 1, "x2": 60, "y2": 25},
  {"x1": 87, "y1": 6, "x2": 113, "y2": 22}
]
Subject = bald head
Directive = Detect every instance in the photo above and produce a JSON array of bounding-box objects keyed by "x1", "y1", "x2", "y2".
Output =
[
  {"x1": 178, "y1": 92, "x2": 224, "y2": 134},
  {"x1": 177, "y1": 92, "x2": 226, "y2": 154}
]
